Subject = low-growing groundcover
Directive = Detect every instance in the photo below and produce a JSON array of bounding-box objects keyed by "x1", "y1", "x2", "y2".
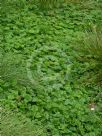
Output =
[{"x1": 0, "y1": 0, "x2": 102, "y2": 135}]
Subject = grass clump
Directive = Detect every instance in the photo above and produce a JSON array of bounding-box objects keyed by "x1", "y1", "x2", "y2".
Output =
[
  {"x1": 0, "y1": 107, "x2": 46, "y2": 136},
  {"x1": 0, "y1": 51, "x2": 30, "y2": 87},
  {"x1": 75, "y1": 27, "x2": 102, "y2": 86}
]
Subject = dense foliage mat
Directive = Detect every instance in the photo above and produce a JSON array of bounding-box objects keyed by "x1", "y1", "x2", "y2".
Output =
[{"x1": 0, "y1": 0, "x2": 102, "y2": 135}]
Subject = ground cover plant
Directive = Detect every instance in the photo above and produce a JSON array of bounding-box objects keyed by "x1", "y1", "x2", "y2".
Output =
[{"x1": 0, "y1": 0, "x2": 102, "y2": 135}]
